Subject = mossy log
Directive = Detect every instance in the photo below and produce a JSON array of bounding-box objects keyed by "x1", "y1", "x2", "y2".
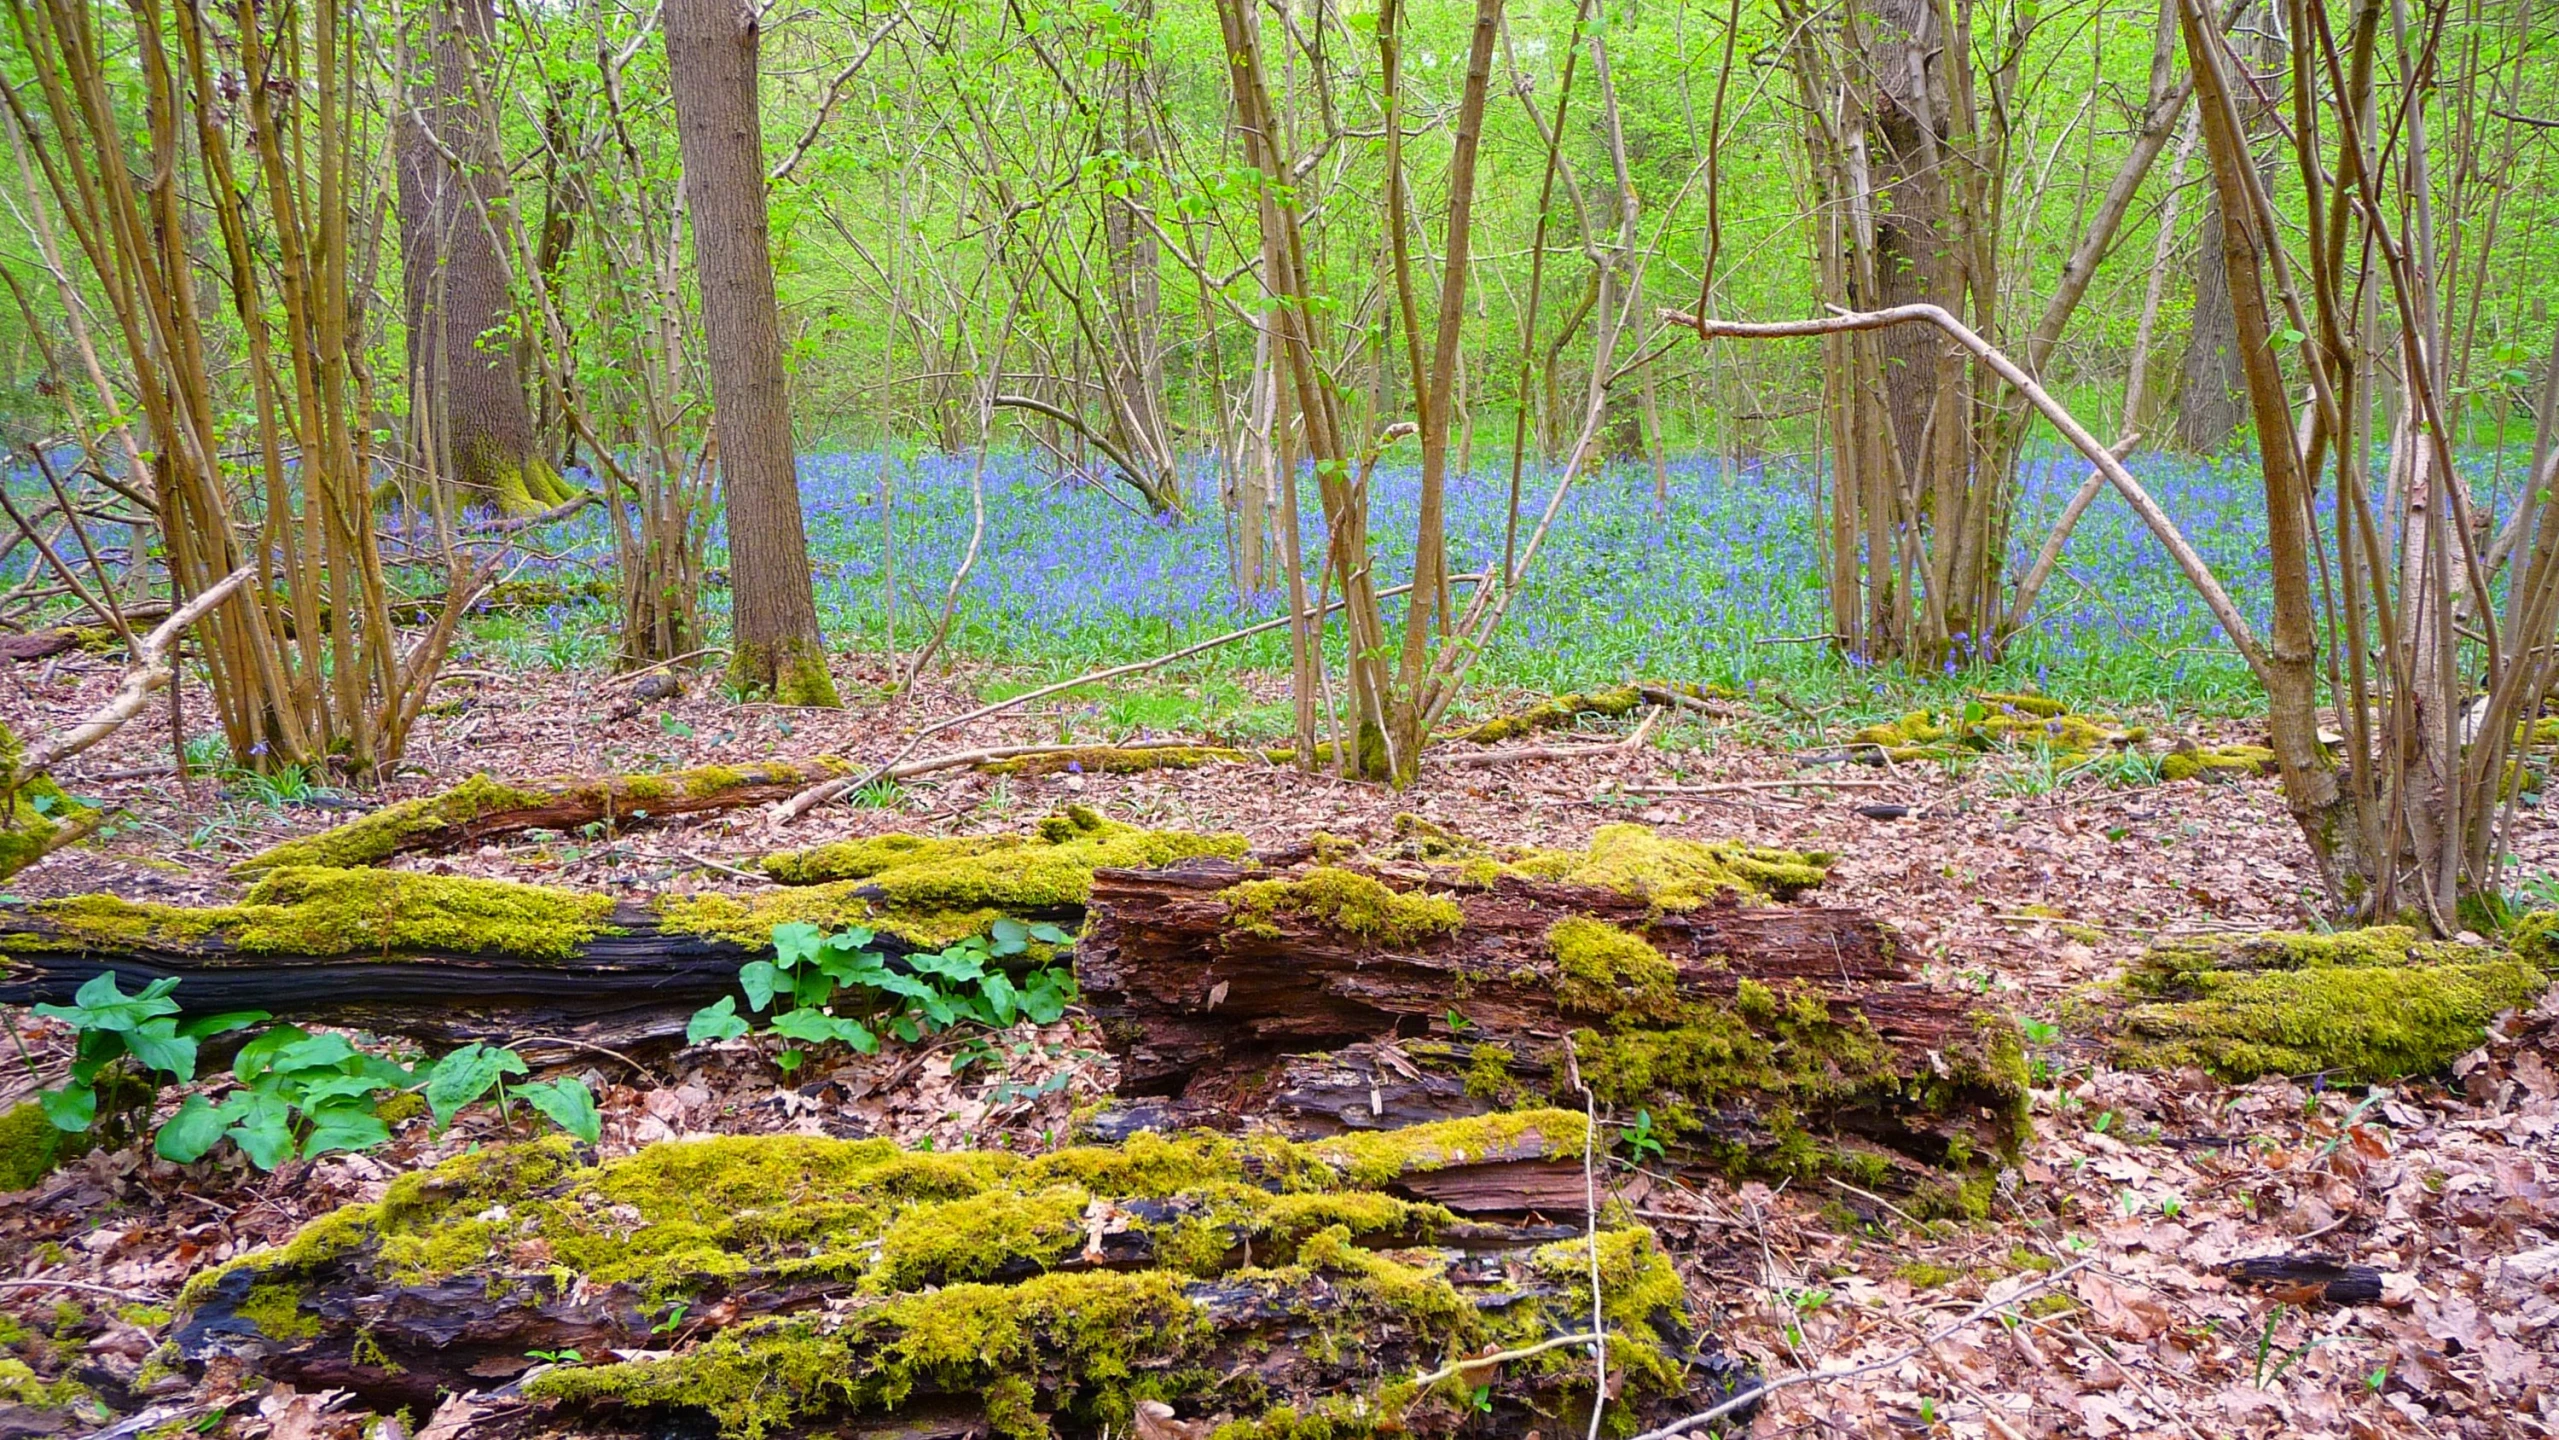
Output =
[
  {"x1": 0, "y1": 864, "x2": 1069, "y2": 1055},
  {"x1": 174, "y1": 1119, "x2": 1753, "y2": 1437},
  {"x1": 1077, "y1": 858, "x2": 2027, "y2": 1203},
  {"x1": 232, "y1": 762, "x2": 864, "y2": 875}
]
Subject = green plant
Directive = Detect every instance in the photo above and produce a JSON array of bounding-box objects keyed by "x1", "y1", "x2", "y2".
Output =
[
  {"x1": 687, "y1": 919, "x2": 1078, "y2": 1069},
  {"x1": 155, "y1": 1027, "x2": 414, "y2": 1169},
  {"x1": 1621, "y1": 1108, "x2": 1667, "y2": 1162},
  {"x1": 27, "y1": 972, "x2": 265, "y2": 1144},
  {"x1": 231, "y1": 763, "x2": 321, "y2": 808},
  {"x1": 419, "y1": 1044, "x2": 603, "y2": 1144}
]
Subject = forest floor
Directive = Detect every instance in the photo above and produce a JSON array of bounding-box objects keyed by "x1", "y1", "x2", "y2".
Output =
[{"x1": 3, "y1": 643, "x2": 2557, "y2": 1440}]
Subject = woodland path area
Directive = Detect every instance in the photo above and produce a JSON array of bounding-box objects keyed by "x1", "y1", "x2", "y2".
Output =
[{"x1": 1, "y1": 653, "x2": 2554, "y2": 1440}]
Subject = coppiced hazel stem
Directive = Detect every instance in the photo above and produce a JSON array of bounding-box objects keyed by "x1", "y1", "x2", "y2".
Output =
[
  {"x1": 1664, "y1": 303, "x2": 2270, "y2": 683},
  {"x1": 13, "y1": 563, "x2": 256, "y2": 786}
]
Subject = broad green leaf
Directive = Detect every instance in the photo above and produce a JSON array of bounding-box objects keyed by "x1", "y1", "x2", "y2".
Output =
[
  {"x1": 1026, "y1": 923, "x2": 1074, "y2": 945},
  {"x1": 178, "y1": 1010, "x2": 271, "y2": 1040},
  {"x1": 299, "y1": 1103, "x2": 392, "y2": 1159},
  {"x1": 229, "y1": 1112, "x2": 296, "y2": 1171},
  {"x1": 979, "y1": 970, "x2": 1019, "y2": 1026},
  {"x1": 738, "y1": 960, "x2": 783, "y2": 1012},
  {"x1": 271, "y1": 1033, "x2": 360, "y2": 1074},
  {"x1": 770, "y1": 922, "x2": 823, "y2": 968},
  {"x1": 517, "y1": 1077, "x2": 602, "y2": 1144},
  {"x1": 990, "y1": 918, "x2": 1029, "y2": 945},
  {"x1": 39, "y1": 971, "x2": 180, "y2": 1032},
  {"x1": 687, "y1": 996, "x2": 751, "y2": 1044},
  {"x1": 124, "y1": 1018, "x2": 199, "y2": 1081},
  {"x1": 235, "y1": 1025, "x2": 313, "y2": 1082},
  {"x1": 37, "y1": 1084, "x2": 96, "y2": 1133},
  {"x1": 154, "y1": 1096, "x2": 229, "y2": 1163},
  {"x1": 424, "y1": 1044, "x2": 509, "y2": 1129}
]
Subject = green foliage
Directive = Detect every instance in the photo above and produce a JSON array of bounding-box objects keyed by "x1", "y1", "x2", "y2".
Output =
[
  {"x1": 688, "y1": 918, "x2": 1078, "y2": 1069},
  {"x1": 30, "y1": 972, "x2": 265, "y2": 1145}
]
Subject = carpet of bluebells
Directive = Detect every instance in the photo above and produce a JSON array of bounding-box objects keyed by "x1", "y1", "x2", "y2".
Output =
[{"x1": 456, "y1": 439, "x2": 2532, "y2": 711}]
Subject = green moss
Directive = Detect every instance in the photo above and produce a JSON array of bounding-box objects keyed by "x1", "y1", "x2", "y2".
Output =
[
  {"x1": 1506, "y1": 824, "x2": 1831, "y2": 904},
  {"x1": 1549, "y1": 918, "x2": 1682, "y2": 1020},
  {"x1": 729, "y1": 636, "x2": 843, "y2": 709},
  {"x1": 0, "y1": 1357, "x2": 89, "y2": 1410},
  {"x1": 741, "y1": 808, "x2": 1246, "y2": 947},
  {"x1": 1226, "y1": 867, "x2": 1462, "y2": 948},
  {"x1": 1895, "y1": 1261, "x2": 1959, "y2": 1290},
  {"x1": 2159, "y1": 744, "x2": 2277, "y2": 783},
  {"x1": 873, "y1": 1184, "x2": 1089, "y2": 1290},
  {"x1": 116, "y1": 1304, "x2": 171, "y2": 1328},
  {"x1": 1464, "y1": 1043, "x2": 1519, "y2": 1103},
  {"x1": 1447, "y1": 686, "x2": 1646, "y2": 744},
  {"x1": 1308, "y1": 1109, "x2": 1586, "y2": 1189},
  {"x1": 0, "y1": 1102, "x2": 66, "y2": 1191},
  {"x1": 234, "y1": 1283, "x2": 319, "y2": 1342},
  {"x1": 2115, "y1": 926, "x2": 2556, "y2": 1081},
  {"x1": 0, "y1": 720, "x2": 89, "y2": 881},
  {"x1": 233, "y1": 764, "x2": 860, "y2": 876},
  {"x1": 978, "y1": 745, "x2": 1252, "y2": 776},
  {"x1": 1523, "y1": 1225, "x2": 1692, "y2": 1402},
  {"x1": 1851, "y1": 694, "x2": 2145, "y2": 762},
  {"x1": 29, "y1": 867, "x2": 618, "y2": 961}
]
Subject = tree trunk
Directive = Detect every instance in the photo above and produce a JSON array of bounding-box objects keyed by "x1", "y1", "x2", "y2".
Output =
[
  {"x1": 1861, "y1": 0, "x2": 1949, "y2": 483},
  {"x1": 398, "y1": 0, "x2": 577, "y2": 516},
  {"x1": 664, "y1": 0, "x2": 839, "y2": 707},
  {"x1": 2174, "y1": 195, "x2": 2248, "y2": 453}
]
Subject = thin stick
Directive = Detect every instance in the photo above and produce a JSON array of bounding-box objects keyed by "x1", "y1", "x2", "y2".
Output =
[
  {"x1": 776, "y1": 575, "x2": 1486, "y2": 820},
  {"x1": 14, "y1": 564, "x2": 258, "y2": 786},
  {"x1": 0, "y1": 1277, "x2": 170, "y2": 1304},
  {"x1": 1625, "y1": 1257, "x2": 2098, "y2": 1440},
  {"x1": 1620, "y1": 778, "x2": 1894, "y2": 794},
  {"x1": 1409, "y1": 1333, "x2": 1604, "y2": 1390}
]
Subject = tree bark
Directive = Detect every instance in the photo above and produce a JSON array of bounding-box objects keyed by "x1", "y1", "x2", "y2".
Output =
[
  {"x1": 1077, "y1": 862, "x2": 2025, "y2": 1194},
  {"x1": 398, "y1": 0, "x2": 577, "y2": 515},
  {"x1": 2174, "y1": 195, "x2": 2248, "y2": 453},
  {"x1": 1860, "y1": 0, "x2": 1950, "y2": 483},
  {"x1": 664, "y1": 0, "x2": 839, "y2": 706}
]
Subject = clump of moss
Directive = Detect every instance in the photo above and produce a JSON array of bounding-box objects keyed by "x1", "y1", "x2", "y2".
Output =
[
  {"x1": 233, "y1": 1284, "x2": 319, "y2": 1342},
  {"x1": 1549, "y1": 917, "x2": 1681, "y2": 1020},
  {"x1": 1895, "y1": 1261, "x2": 1959, "y2": 1290},
  {"x1": 0, "y1": 1357, "x2": 92, "y2": 1413},
  {"x1": 1447, "y1": 685, "x2": 1647, "y2": 744},
  {"x1": 977, "y1": 745, "x2": 1253, "y2": 776},
  {"x1": 1226, "y1": 867, "x2": 1463, "y2": 949},
  {"x1": 0, "y1": 719, "x2": 90, "y2": 881},
  {"x1": 30, "y1": 867, "x2": 618, "y2": 960},
  {"x1": 734, "y1": 807, "x2": 1246, "y2": 948},
  {"x1": 1505, "y1": 824, "x2": 1832, "y2": 904},
  {"x1": 2114, "y1": 927, "x2": 2554, "y2": 1081},
  {"x1": 0, "y1": 1102, "x2": 66, "y2": 1191},
  {"x1": 2159, "y1": 743, "x2": 2276, "y2": 783},
  {"x1": 1851, "y1": 693, "x2": 2145, "y2": 763}
]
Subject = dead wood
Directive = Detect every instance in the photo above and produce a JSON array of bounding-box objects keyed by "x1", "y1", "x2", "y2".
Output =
[
  {"x1": 1078, "y1": 860, "x2": 2027, "y2": 1195},
  {"x1": 173, "y1": 1116, "x2": 1753, "y2": 1436}
]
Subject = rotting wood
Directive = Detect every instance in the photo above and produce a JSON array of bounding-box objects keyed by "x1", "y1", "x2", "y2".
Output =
[
  {"x1": 173, "y1": 1117, "x2": 1756, "y2": 1436},
  {"x1": 1077, "y1": 858, "x2": 2028, "y2": 1202}
]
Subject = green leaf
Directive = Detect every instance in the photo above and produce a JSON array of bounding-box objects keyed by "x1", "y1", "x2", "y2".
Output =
[
  {"x1": 38, "y1": 970, "x2": 182, "y2": 1033},
  {"x1": 738, "y1": 960, "x2": 783, "y2": 1012},
  {"x1": 687, "y1": 996, "x2": 751, "y2": 1044},
  {"x1": 178, "y1": 1010, "x2": 271, "y2": 1040},
  {"x1": 234, "y1": 1025, "x2": 312, "y2": 1082},
  {"x1": 770, "y1": 922, "x2": 823, "y2": 969},
  {"x1": 38, "y1": 1084, "x2": 97, "y2": 1133},
  {"x1": 124, "y1": 1018, "x2": 198, "y2": 1082},
  {"x1": 990, "y1": 917, "x2": 1029, "y2": 945},
  {"x1": 1026, "y1": 923, "x2": 1074, "y2": 945},
  {"x1": 270, "y1": 1033, "x2": 359, "y2": 1074},
  {"x1": 517, "y1": 1077, "x2": 603, "y2": 1144},
  {"x1": 229, "y1": 1112, "x2": 295, "y2": 1171},
  {"x1": 424, "y1": 1043, "x2": 521, "y2": 1130},
  {"x1": 1020, "y1": 971, "x2": 1072, "y2": 1025},
  {"x1": 979, "y1": 970, "x2": 1019, "y2": 1026},
  {"x1": 300, "y1": 1102, "x2": 392, "y2": 1159},
  {"x1": 154, "y1": 1096, "x2": 230, "y2": 1163}
]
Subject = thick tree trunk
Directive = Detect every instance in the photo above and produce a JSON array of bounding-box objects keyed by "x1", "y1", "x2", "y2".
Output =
[
  {"x1": 1861, "y1": 0, "x2": 1949, "y2": 483},
  {"x1": 397, "y1": 0, "x2": 577, "y2": 516},
  {"x1": 664, "y1": 0, "x2": 839, "y2": 706},
  {"x1": 1078, "y1": 862, "x2": 2025, "y2": 1198},
  {"x1": 2175, "y1": 196, "x2": 2248, "y2": 453}
]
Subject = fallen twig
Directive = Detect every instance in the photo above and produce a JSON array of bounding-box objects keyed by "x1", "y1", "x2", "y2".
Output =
[
  {"x1": 12, "y1": 563, "x2": 257, "y2": 786},
  {"x1": 1619, "y1": 778, "x2": 1894, "y2": 794}
]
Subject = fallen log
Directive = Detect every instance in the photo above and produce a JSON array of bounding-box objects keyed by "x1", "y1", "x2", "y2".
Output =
[
  {"x1": 175, "y1": 1115, "x2": 1754, "y2": 1437},
  {"x1": 1078, "y1": 830, "x2": 2027, "y2": 1205},
  {"x1": 2, "y1": 811, "x2": 1244, "y2": 1051}
]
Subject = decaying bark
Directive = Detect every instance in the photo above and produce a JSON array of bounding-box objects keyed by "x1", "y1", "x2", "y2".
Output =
[
  {"x1": 175, "y1": 1115, "x2": 1755, "y2": 1436},
  {"x1": 1079, "y1": 861, "x2": 2026, "y2": 1198}
]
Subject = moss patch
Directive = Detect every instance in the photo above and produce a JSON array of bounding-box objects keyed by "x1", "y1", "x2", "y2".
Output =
[
  {"x1": 27, "y1": 867, "x2": 618, "y2": 960},
  {"x1": 1226, "y1": 867, "x2": 1463, "y2": 949},
  {"x1": 2159, "y1": 744, "x2": 2276, "y2": 783},
  {"x1": 1504, "y1": 824, "x2": 1831, "y2": 904},
  {"x1": 1549, "y1": 917, "x2": 1682, "y2": 1020},
  {"x1": 0, "y1": 719, "x2": 90, "y2": 880},
  {"x1": 1447, "y1": 685, "x2": 1646, "y2": 744},
  {"x1": 1851, "y1": 693, "x2": 2146, "y2": 762},
  {"x1": 976, "y1": 745, "x2": 1254, "y2": 776},
  {"x1": 2114, "y1": 927, "x2": 2554, "y2": 1081},
  {"x1": 0, "y1": 1102, "x2": 66, "y2": 1191},
  {"x1": 729, "y1": 807, "x2": 1246, "y2": 948}
]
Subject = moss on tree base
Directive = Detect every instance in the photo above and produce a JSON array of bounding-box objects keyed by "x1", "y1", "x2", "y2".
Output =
[{"x1": 2112, "y1": 927, "x2": 2556, "y2": 1081}]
